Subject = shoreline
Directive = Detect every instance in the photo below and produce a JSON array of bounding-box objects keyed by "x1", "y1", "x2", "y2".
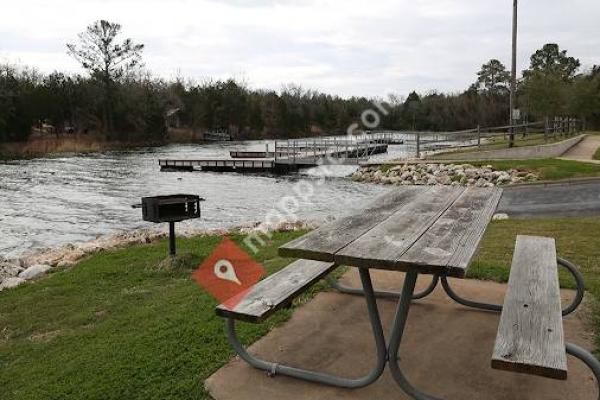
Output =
[
  {"x1": 0, "y1": 131, "x2": 354, "y2": 160},
  {"x1": 0, "y1": 135, "x2": 181, "y2": 160},
  {"x1": 0, "y1": 220, "x2": 316, "y2": 292}
]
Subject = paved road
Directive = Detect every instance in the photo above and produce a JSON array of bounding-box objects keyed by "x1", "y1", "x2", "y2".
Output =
[{"x1": 498, "y1": 180, "x2": 600, "y2": 218}]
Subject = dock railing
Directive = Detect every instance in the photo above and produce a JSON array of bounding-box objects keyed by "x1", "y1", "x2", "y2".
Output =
[{"x1": 273, "y1": 133, "x2": 398, "y2": 166}]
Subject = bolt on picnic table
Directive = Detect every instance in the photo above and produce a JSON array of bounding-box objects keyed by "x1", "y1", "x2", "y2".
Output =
[{"x1": 215, "y1": 186, "x2": 599, "y2": 399}]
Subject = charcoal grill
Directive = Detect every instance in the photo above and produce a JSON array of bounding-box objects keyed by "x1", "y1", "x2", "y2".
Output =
[{"x1": 134, "y1": 194, "x2": 204, "y2": 256}]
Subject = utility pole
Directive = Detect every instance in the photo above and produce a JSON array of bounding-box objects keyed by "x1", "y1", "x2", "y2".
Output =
[{"x1": 509, "y1": 0, "x2": 518, "y2": 148}]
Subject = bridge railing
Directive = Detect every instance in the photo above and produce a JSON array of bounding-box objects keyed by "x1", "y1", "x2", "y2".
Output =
[
  {"x1": 271, "y1": 117, "x2": 582, "y2": 162},
  {"x1": 402, "y1": 117, "x2": 583, "y2": 158}
]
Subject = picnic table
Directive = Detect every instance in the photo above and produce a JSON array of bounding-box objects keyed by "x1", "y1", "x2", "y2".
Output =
[{"x1": 216, "y1": 186, "x2": 599, "y2": 399}]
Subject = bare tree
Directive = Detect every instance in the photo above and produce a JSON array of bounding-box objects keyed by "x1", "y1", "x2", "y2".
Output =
[{"x1": 67, "y1": 20, "x2": 144, "y2": 136}]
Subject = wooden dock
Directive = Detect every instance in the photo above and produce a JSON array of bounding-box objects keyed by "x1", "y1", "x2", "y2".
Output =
[
  {"x1": 159, "y1": 158, "x2": 279, "y2": 172},
  {"x1": 229, "y1": 151, "x2": 294, "y2": 159},
  {"x1": 160, "y1": 134, "x2": 398, "y2": 173}
]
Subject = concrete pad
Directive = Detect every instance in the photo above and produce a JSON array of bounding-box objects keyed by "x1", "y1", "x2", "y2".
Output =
[{"x1": 206, "y1": 269, "x2": 596, "y2": 400}]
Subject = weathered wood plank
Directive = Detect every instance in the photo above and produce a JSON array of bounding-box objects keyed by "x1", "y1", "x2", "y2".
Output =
[
  {"x1": 334, "y1": 186, "x2": 466, "y2": 271},
  {"x1": 215, "y1": 259, "x2": 336, "y2": 323},
  {"x1": 491, "y1": 235, "x2": 567, "y2": 380},
  {"x1": 278, "y1": 186, "x2": 429, "y2": 261},
  {"x1": 397, "y1": 187, "x2": 502, "y2": 277}
]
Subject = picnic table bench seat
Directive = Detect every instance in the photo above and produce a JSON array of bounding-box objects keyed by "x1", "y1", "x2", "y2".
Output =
[
  {"x1": 492, "y1": 235, "x2": 568, "y2": 380},
  {"x1": 216, "y1": 259, "x2": 336, "y2": 323}
]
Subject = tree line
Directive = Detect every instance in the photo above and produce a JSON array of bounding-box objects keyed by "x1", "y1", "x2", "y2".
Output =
[{"x1": 1, "y1": 20, "x2": 599, "y2": 144}]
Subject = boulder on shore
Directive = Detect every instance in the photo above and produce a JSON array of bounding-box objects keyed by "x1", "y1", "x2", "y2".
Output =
[
  {"x1": 492, "y1": 213, "x2": 510, "y2": 221},
  {"x1": 0, "y1": 277, "x2": 25, "y2": 291},
  {"x1": 19, "y1": 264, "x2": 52, "y2": 280},
  {"x1": 1, "y1": 220, "x2": 317, "y2": 292},
  {"x1": 350, "y1": 163, "x2": 538, "y2": 187},
  {"x1": 0, "y1": 258, "x2": 24, "y2": 281}
]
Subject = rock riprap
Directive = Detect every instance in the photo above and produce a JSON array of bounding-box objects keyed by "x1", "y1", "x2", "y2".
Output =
[
  {"x1": 0, "y1": 221, "x2": 315, "y2": 292},
  {"x1": 351, "y1": 163, "x2": 538, "y2": 187}
]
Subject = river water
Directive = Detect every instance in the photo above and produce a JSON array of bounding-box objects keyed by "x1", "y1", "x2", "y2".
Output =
[{"x1": 0, "y1": 139, "x2": 415, "y2": 258}]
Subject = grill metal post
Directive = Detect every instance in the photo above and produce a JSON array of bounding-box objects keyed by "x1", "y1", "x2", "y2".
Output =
[{"x1": 169, "y1": 221, "x2": 176, "y2": 256}]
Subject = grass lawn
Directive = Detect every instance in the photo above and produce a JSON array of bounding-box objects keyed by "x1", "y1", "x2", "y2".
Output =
[
  {"x1": 471, "y1": 217, "x2": 600, "y2": 292},
  {"x1": 594, "y1": 147, "x2": 600, "y2": 161},
  {"x1": 0, "y1": 230, "x2": 324, "y2": 400},
  {"x1": 477, "y1": 132, "x2": 565, "y2": 151},
  {"x1": 467, "y1": 158, "x2": 600, "y2": 181},
  {"x1": 428, "y1": 132, "x2": 573, "y2": 158},
  {"x1": 381, "y1": 158, "x2": 600, "y2": 181},
  {"x1": 429, "y1": 131, "x2": 594, "y2": 161},
  {"x1": 1, "y1": 218, "x2": 600, "y2": 399}
]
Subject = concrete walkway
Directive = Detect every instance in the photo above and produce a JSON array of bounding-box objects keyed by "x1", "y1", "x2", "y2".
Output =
[
  {"x1": 206, "y1": 269, "x2": 596, "y2": 400},
  {"x1": 559, "y1": 135, "x2": 600, "y2": 164}
]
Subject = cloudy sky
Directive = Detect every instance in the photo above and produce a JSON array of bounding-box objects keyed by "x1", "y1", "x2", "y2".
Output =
[{"x1": 1, "y1": 0, "x2": 598, "y2": 98}]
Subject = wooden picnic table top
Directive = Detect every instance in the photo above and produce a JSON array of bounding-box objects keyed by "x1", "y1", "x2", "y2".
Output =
[{"x1": 279, "y1": 186, "x2": 502, "y2": 278}]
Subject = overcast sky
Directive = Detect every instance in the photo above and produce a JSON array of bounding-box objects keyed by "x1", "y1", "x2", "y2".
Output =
[{"x1": 1, "y1": 0, "x2": 598, "y2": 98}]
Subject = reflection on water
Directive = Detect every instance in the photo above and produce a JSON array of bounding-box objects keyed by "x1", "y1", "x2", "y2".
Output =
[{"x1": 0, "y1": 139, "x2": 413, "y2": 257}]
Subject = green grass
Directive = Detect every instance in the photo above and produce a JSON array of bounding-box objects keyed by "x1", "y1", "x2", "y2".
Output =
[
  {"x1": 2, "y1": 219, "x2": 600, "y2": 399},
  {"x1": 470, "y1": 158, "x2": 600, "y2": 181},
  {"x1": 381, "y1": 158, "x2": 600, "y2": 181},
  {"x1": 593, "y1": 147, "x2": 600, "y2": 161},
  {"x1": 0, "y1": 230, "x2": 332, "y2": 400},
  {"x1": 430, "y1": 132, "x2": 591, "y2": 160},
  {"x1": 478, "y1": 132, "x2": 564, "y2": 150},
  {"x1": 471, "y1": 217, "x2": 600, "y2": 289},
  {"x1": 429, "y1": 133, "x2": 569, "y2": 158}
]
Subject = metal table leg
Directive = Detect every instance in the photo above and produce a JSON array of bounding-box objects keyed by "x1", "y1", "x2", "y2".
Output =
[
  {"x1": 441, "y1": 256, "x2": 585, "y2": 316},
  {"x1": 558, "y1": 257, "x2": 585, "y2": 316},
  {"x1": 225, "y1": 267, "x2": 387, "y2": 388},
  {"x1": 326, "y1": 274, "x2": 439, "y2": 301},
  {"x1": 440, "y1": 275, "x2": 502, "y2": 312},
  {"x1": 388, "y1": 269, "x2": 442, "y2": 400},
  {"x1": 566, "y1": 343, "x2": 600, "y2": 400}
]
